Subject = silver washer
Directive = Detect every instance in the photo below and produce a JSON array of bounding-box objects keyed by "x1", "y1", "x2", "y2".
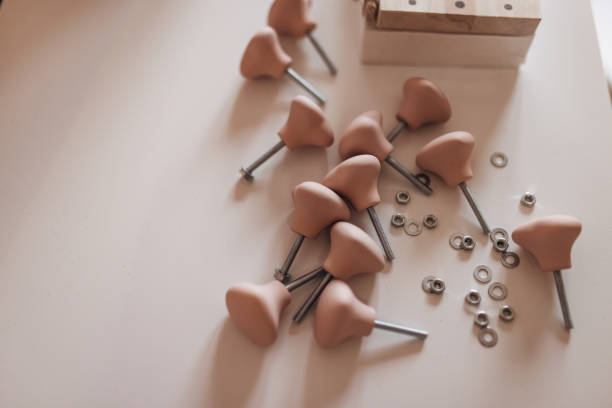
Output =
[
  {"x1": 521, "y1": 192, "x2": 536, "y2": 208},
  {"x1": 489, "y1": 227, "x2": 509, "y2": 244},
  {"x1": 421, "y1": 275, "x2": 436, "y2": 293},
  {"x1": 478, "y1": 327, "x2": 498, "y2": 347},
  {"x1": 429, "y1": 278, "x2": 445, "y2": 294},
  {"x1": 403, "y1": 220, "x2": 422, "y2": 236},
  {"x1": 501, "y1": 251, "x2": 520, "y2": 269},
  {"x1": 449, "y1": 233, "x2": 464, "y2": 250},
  {"x1": 395, "y1": 191, "x2": 411, "y2": 205},
  {"x1": 490, "y1": 152, "x2": 508, "y2": 168},
  {"x1": 423, "y1": 214, "x2": 438, "y2": 229},
  {"x1": 493, "y1": 237, "x2": 509, "y2": 253},
  {"x1": 391, "y1": 213, "x2": 406, "y2": 228},
  {"x1": 465, "y1": 290, "x2": 481, "y2": 306},
  {"x1": 473, "y1": 265, "x2": 492, "y2": 283},
  {"x1": 499, "y1": 305, "x2": 515, "y2": 322},
  {"x1": 462, "y1": 235, "x2": 476, "y2": 251},
  {"x1": 488, "y1": 282, "x2": 508, "y2": 301},
  {"x1": 474, "y1": 311, "x2": 489, "y2": 328}
]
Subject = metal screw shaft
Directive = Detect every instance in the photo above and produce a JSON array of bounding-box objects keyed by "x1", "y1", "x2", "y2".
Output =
[
  {"x1": 293, "y1": 271, "x2": 333, "y2": 323},
  {"x1": 458, "y1": 181, "x2": 491, "y2": 235},
  {"x1": 240, "y1": 140, "x2": 286, "y2": 181},
  {"x1": 274, "y1": 234, "x2": 305, "y2": 282},
  {"x1": 386, "y1": 121, "x2": 407, "y2": 142},
  {"x1": 285, "y1": 267, "x2": 325, "y2": 292},
  {"x1": 553, "y1": 270, "x2": 574, "y2": 330},
  {"x1": 384, "y1": 155, "x2": 433, "y2": 196},
  {"x1": 367, "y1": 206, "x2": 395, "y2": 261},
  {"x1": 373, "y1": 320, "x2": 429, "y2": 340},
  {"x1": 285, "y1": 67, "x2": 326, "y2": 105},
  {"x1": 306, "y1": 31, "x2": 337, "y2": 76}
]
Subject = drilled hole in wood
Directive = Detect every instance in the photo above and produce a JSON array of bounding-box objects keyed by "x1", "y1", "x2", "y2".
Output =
[
  {"x1": 409, "y1": 0, "x2": 416, "y2": 4},
  {"x1": 455, "y1": 1, "x2": 465, "y2": 8},
  {"x1": 504, "y1": 3, "x2": 513, "y2": 10}
]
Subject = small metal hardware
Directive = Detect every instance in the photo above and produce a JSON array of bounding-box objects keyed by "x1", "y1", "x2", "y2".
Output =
[
  {"x1": 423, "y1": 214, "x2": 438, "y2": 229},
  {"x1": 449, "y1": 233, "x2": 464, "y2": 250},
  {"x1": 521, "y1": 192, "x2": 536, "y2": 208},
  {"x1": 493, "y1": 237, "x2": 509, "y2": 252},
  {"x1": 465, "y1": 290, "x2": 481, "y2": 306},
  {"x1": 474, "y1": 311, "x2": 489, "y2": 328},
  {"x1": 462, "y1": 235, "x2": 476, "y2": 251},
  {"x1": 421, "y1": 275, "x2": 436, "y2": 293},
  {"x1": 429, "y1": 278, "x2": 445, "y2": 294},
  {"x1": 395, "y1": 191, "x2": 411, "y2": 205},
  {"x1": 488, "y1": 282, "x2": 508, "y2": 301},
  {"x1": 478, "y1": 327, "x2": 498, "y2": 347},
  {"x1": 391, "y1": 213, "x2": 406, "y2": 228},
  {"x1": 403, "y1": 220, "x2": 422, "y2": 236},
  {"x1": 473, "y1": 265, "x2": 492, "y2": 283},
  {"x1": 489, "y1": 227, "x2": 509, "y2": 244},
  {"x1": 499, "y1": 305, "x2": 515, "y2": 322},
  {"x1": 501, "y1": 251, "x2": 520, "y2": 269},
  {"x1": 490, "y1": 152, "x2": 508, "y2": 168}
]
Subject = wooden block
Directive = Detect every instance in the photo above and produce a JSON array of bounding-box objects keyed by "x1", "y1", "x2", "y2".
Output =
[
  {"x1": 376, "y1": 0, "x2": 541, "y2": 36},
  {"x1": 361, "y1": 21, "x2": 534, "y2": 67}
]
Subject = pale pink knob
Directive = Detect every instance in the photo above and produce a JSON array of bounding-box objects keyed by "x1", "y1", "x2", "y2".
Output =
[
  {"x1": 512, "y1": 216, "x2": 582, "y2": 273},
  {"x1": 314, "y1": 280, "x2": 429, "y2": 348},
  {"x1": 396, "y1": 77, "x2": 452, "y2": 129},
  {"x1": 314, "y1": 280, "x2": 376, "y2": 347},
  {"x1": 338, "y1": 111, "x2": 394, "y2": 162},
  {"x1": 268, "y1": 0, "x2": 316, "y2": 37},
  {"x1": 322, "y1": 154, "x2": 381, "y2": 212},
  {"x1": 512, "y1": 215, "x2": 582, "y2": 331},
  {"x1": 416, "y1": 131, "x2": 475, "y2": 187},
  {"x1": 279, "y1": 96, "x2": 334, "y2": 150},
  {"x1": 240, "y1": 26, "x2": 292, "y2": 79},
  {"x1": 323, "y1": 221, "x2": 385, "y2": 280},
  {"x1": 290, "y1": 182, "x2": 351, "y2": 238},
  {"x1": 226, "y1": 280, "x2": 290, "y2": 347}
]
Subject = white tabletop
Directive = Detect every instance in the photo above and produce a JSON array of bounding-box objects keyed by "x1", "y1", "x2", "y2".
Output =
[{"x1": 1, "y1": 1, "x2": 611, "y2": 407}]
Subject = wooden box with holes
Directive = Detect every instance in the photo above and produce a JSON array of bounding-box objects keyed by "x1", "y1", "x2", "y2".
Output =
[{"x1": 361, "y1": 0, "x2": 542, "y2": 68}]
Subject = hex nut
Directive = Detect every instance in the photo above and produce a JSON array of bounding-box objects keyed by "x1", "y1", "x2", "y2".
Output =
[
  {"x1": 494, "y1": 237, "x2": 509, "y2": 252},
  {"x1": 391, "y1": 213, "x2": 406, "y2": 228},
  {"x1": 395, "y1": 191, "x2": 411, "y2": 205},
  {"x1": 474, "y1": 311, "x2": 489, "y2": 328},
  {"x1": 429, "y1": 278, "x2": 445, "y2": 294},
  {"x1": 465, "y1": 290, "x2": 481, "y2": 306},
  {"x1": 521, "y1": 192, "x2": 536, "y2": 208},
  {"x1": 462, "y1": 235, "x2": 476, "y2": 251},
  {"x1": 423, "y1": 214, "x2": 438, "y2": 229},
  {"x1": 499, "y1": 305, "x2": 515, "y2": 322}
]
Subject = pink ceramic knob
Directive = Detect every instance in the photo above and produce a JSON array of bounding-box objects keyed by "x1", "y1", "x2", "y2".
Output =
[
  {"x1": 386, "y1": 78, "x2": 451, "y2": 142},
  {"x1": 239, "y1": 27, "x2": 326, "y2": 103},
  {"x1": 338, "y1": 111, "x2": 432, "y2": 195},
  {"x1": 268, "y1": 0, "x2": 316, "y2": 37},
  {"x1": 274, "y1": 182, "x2": 350, "y2": 282},
  {"x1": 292, "y1": 221, "x2": 386, "y2": 323},
  {"x1": 314, "y1": 280, "x2": 428, "y2": 348},
  {"x1": 268, "y1": 0, "x2": 337, "y2": 75},
  {"x1": 226, "y1": 268, "x2": 324, "y2": 347},
  {"x1": 240, "y1": 96, "x2": 333, "y2": 181},
  {"x1": 323, "y1": 155, "x2": 394, "y2": 260},
  {"x1": 416, "y1": 131, "x2": 491, "y2": 235},
  {"x1": 512, "y1": 215, "x2": 582, "y2": 330}
]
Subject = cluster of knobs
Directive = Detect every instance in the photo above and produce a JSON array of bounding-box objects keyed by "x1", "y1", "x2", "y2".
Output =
[{"x1": 227, "y1": 0, "x2": 583, "y2": 348}]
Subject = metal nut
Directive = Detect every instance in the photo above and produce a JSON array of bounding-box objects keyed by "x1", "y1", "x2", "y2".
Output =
[
  {"x1": 499, "y1": 305, "x2": 515, "y2": 322},
  {"x1": 493, "y1": 237, "x2": 509, "y2": 252},
  {"x1": 474, "y1": 311, "x2": 489, "y2": 328},
  {"x1": 391, "y1": 213, "x2": 406, "y2": 228},
  {"x1": 395, "y1": 191, "x2": 411, "y2": 205},
  {"x1": 521, "y1": 192, "x2": 536, "y2": 207},
  {"x1": 462, "y1": 235, "x2": 476, "y2": 251},
  {"x1": 429, "y1": 278, "x2": 445, "y2": 294},
  {"x1": 421, "y1": 275, "x2": 436, "y2": 293},
  {"x1": 465, "y1": 290, "x2": 481, "y2": 306},
  {"x1": 423, "y1": 214, "x2": 438, "y2": 229}
]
